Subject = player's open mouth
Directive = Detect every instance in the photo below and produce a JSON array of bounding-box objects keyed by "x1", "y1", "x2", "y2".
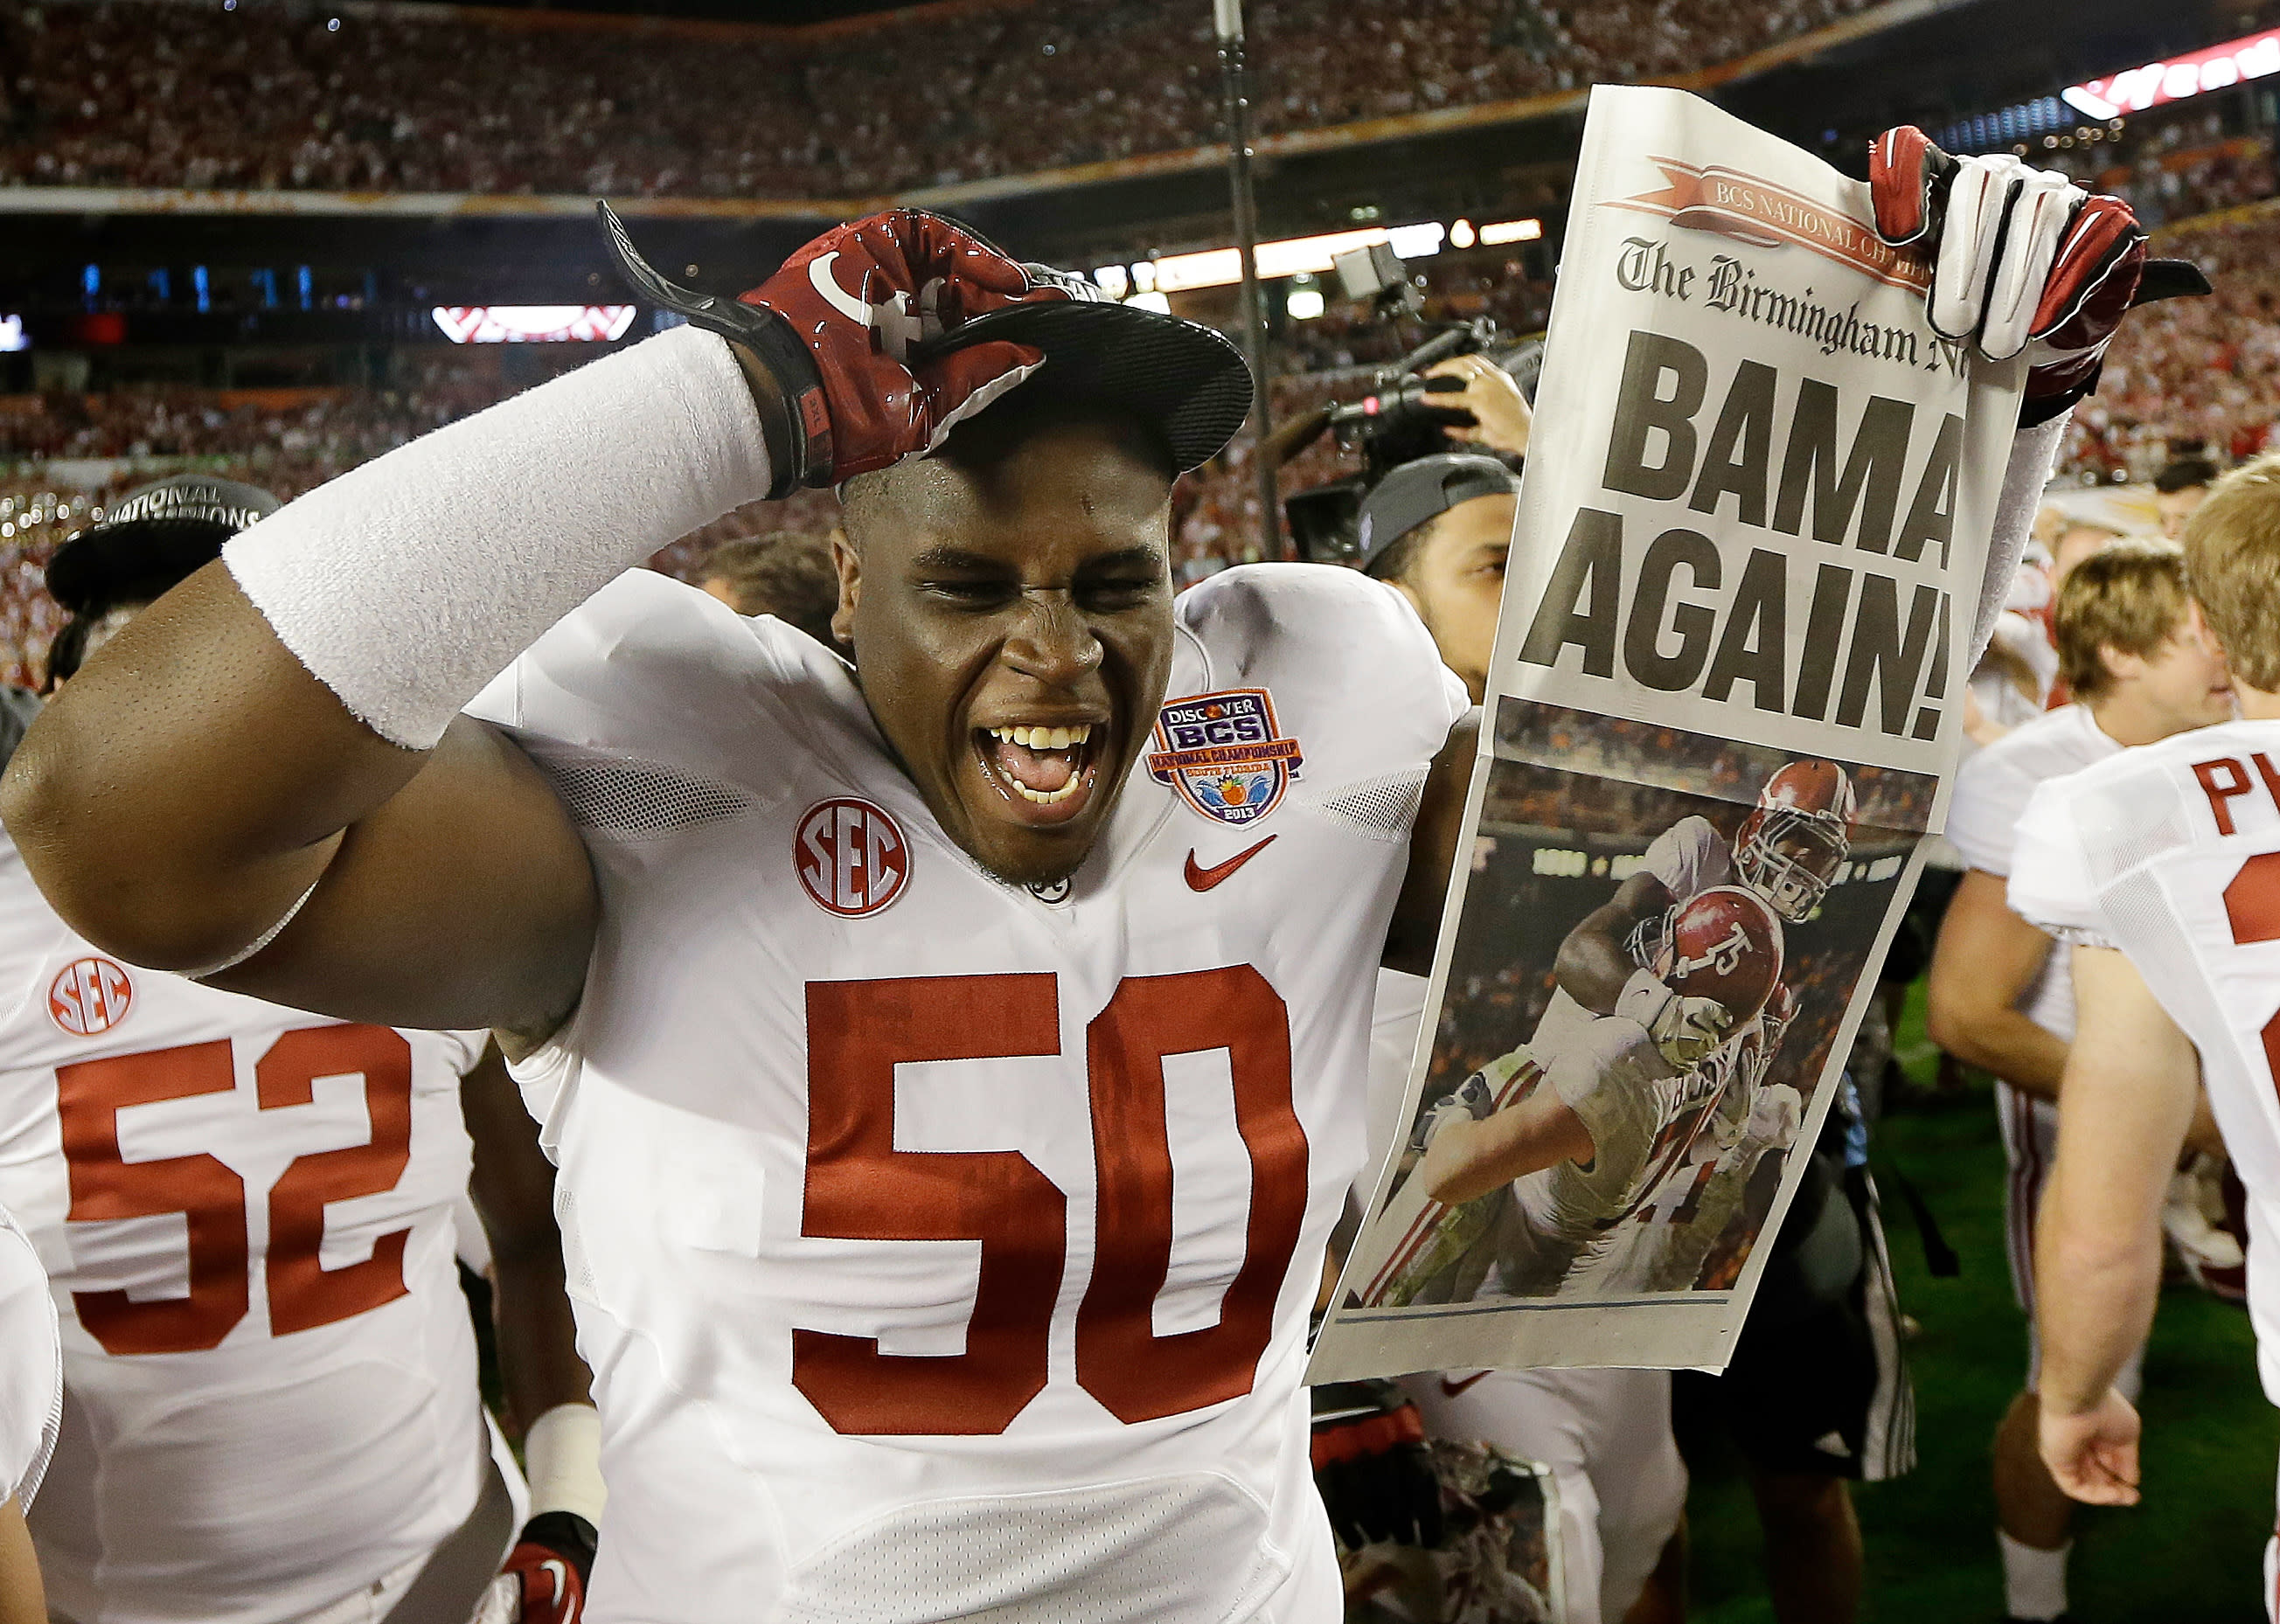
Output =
[{"x1": 973, "y1": 721, "x2": 1103, "y2": 824}]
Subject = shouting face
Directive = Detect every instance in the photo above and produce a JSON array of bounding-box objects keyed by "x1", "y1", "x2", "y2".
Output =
[{"x1": 834, "y1": 404, "x2": 1177, "y2": 886}]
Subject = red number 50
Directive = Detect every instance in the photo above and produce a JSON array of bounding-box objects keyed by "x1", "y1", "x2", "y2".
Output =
[
  {"x1": 796, "y1": 968, "x2": 1309, "y2": 1436},
  {"x1": 57, "y1": 1025, "x2": 415, "y2": 1356}
]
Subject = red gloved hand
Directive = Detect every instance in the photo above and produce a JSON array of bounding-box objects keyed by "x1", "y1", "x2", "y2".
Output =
[
  {"x1": 476, "y1": 1512, "x2": 597, "y2": 1624},
  {"x1": 1867, "y1": 126, "x2": 2148, "y2": 424},
  {"x1": 602, "y1": 204, "x2": 1073, "y2": 490}
]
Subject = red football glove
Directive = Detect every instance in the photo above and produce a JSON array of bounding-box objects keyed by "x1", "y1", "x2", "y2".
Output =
[
  {"x1": 474, "y1": 1512, "x2": 596, "y2": 1624},
  {"x1": 602, "y1": 203, "x2": 1073, "y2": 490},
  {"x1": 1868, "y1": 126, "x2": 2147, "y2": 423}
]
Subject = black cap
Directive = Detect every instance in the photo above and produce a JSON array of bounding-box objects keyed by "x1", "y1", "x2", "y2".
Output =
[
  {"x1": 1355, "y1": 454, "x2": 1521, "y2": 573},
  {"x1": 911, "y1": 272, "x2": 1255, "y2": 475},
  {"x1": 46, "y1": 474, "x2": 281, "y2": 615}
]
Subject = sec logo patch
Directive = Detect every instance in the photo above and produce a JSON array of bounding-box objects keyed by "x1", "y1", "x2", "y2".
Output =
[
  {"x1": 50, "y1": 956, "x2": 133, "y2": 1037},
  {"x1": 796, "y1": 797, "x2": 909, "y2": 917}
]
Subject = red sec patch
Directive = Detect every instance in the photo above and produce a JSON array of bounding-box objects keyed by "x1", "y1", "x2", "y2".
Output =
[
  {"x1": 796, "y1": 797, "x2": 909, "y2": 917},
  {"x1": 50, "y1": 956, "x2": 133, "y2": 1037}
]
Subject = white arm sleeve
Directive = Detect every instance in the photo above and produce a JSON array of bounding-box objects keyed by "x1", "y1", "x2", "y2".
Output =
[
  {"x1": 1970, "y1": 413, "x2": 2068, "y2": 671},
  {"x1": 225, "y1": 325, "x2": 773, "y2": 750}
]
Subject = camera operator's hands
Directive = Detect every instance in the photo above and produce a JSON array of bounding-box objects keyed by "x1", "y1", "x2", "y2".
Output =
[{"x1": 1423, "y1": 353, "x2": 1531, "y2": 457}]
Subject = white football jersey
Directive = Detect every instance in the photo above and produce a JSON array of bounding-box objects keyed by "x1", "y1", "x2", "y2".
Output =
[
  {"x1": 0, "y1": 834, "x2": 492, "y2": 1624},
  {"x1": 0, "y1": 1198, "x2": 59, "y2": 1508},
  {"x1": 2010, "y1": 718, "x2": 2280, "y2": 1401},
  {"x1": 1947, "y1": 703, "x2": 2119, "y2": 1043},
  {"x1": 1492, "y1": 814, "x2": 1776, "y2": 1290},
  {"x1": 467, "y1": 565, "x2": 1468, "y2": 1624}
]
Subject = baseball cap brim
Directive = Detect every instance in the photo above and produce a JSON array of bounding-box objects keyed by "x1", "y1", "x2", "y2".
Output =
[
  {"x1": 46, "y1": 475, "x2": 282, "y2": 615},
  {"x1": 914, "y1": 299, "x2": 1255, "y2": 474}
]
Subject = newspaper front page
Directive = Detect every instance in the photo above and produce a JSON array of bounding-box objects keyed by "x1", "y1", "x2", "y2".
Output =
[{"x1": 1312, "y1": 86, "x2": 2025, "y2": 1379}]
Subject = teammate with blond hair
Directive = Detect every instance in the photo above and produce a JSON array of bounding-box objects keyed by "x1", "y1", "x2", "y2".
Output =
[{"x1": 2011, "y1": 453, "x2": 2280, "y2": 1615}]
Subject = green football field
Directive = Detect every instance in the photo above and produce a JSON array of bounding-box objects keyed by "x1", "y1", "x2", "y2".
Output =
[{"x1": 1685, "y1": 986, "x2": 2278, "y2": 1622}]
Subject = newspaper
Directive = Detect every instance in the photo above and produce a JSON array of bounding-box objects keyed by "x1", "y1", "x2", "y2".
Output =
[{"x1": 1311, "y1": 85, "x2": 2024, "y2": 1380}]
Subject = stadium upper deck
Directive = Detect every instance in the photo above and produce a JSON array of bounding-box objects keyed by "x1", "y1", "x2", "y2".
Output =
[{"x1": 1, "y1": 0, "x2": 1896, "y2": 205}]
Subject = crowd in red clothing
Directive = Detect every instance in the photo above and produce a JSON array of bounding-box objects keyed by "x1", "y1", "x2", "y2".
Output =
[
  {"x1": 3, "y1": 0, "x2": 1885, "y2": 198},
  {"x1": 2061, "y1": 205, "x2": 2280, "y2": 482}
]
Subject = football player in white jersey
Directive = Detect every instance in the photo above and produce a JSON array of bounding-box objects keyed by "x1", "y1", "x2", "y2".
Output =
[
  {"x1": 1359, "y1": 454, "x2": 1690, "y2": 1624},
  {"x1": 2009, "y1": 455, "x2": 2280, "y2": 1614},
  {"x1": 1398, "y1": 760, "x2": 1837, "y2": 1301},
  {"x1": 0, "y1": 150, "x2": 2166, "y2": 1619},
  {"x1": 0, "y1": 1197, "x2": 59, "y2": 1624},
  {"x1": 0, "y1": 480, "x2": 598, "y2": 1624},
  {"x1": 1927, "y1": 542, "x2": 2234, "y2": 1624}
]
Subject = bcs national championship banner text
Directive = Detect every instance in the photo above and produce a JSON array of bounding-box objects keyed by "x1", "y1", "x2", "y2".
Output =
[{"x1": 1312, "y1": 87, "x2": 2026, "y2": 1380}]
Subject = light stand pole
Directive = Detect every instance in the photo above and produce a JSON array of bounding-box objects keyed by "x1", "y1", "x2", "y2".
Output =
[{"x1": 1214, "y1": 0, "x2": 1279, "y2": 560}]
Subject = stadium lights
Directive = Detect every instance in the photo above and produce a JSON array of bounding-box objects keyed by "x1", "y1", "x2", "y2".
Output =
[
  {"x1": 1139, "y1": 222, "x2": 1448, "y2": 295},
  {"x1": 2061, "y1": 24, "x2": 2280, "y2": 119},
  {"x1": 1477, "y1": 219, "x2": 1543, "y2": 246},
  {"x1": 1286, "y1": 288, "x2": 1325, "y2": 320},
  {"x1": 0, "y1": 316, "x2": 24, "y2": 353},
  {"x1": 430, "y1": 306, "x2": 638, "y2": 344}
]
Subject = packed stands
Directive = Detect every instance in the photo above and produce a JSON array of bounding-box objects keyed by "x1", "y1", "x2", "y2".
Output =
[
  {"x1": 2060, "y1": 198, "x2": 2280, "y2": 482},
  {"x1": 2, "y1": 0, "x2": 1893, "y2": 199}
]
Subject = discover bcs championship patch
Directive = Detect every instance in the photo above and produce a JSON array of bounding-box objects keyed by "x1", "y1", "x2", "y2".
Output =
[{"x1": 1146, "y1": 688, "x2": 1303, "y2": 827}]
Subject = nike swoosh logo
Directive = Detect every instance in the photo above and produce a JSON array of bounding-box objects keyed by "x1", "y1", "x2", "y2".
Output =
[
  {"x1": 539, "y1": 1558, "x2": 569, "y2": 1611},
  {"x1": 1185, "y1": 834, "x2": 1277, "y2": 892},
  {"x1": 1437, "y1": 1371, "x2": 1492, "y2": 1398}
]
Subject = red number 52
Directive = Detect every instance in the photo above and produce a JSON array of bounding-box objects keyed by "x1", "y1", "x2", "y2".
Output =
[
  {"x1": 57, "y1": 1025, "x2": 416, "y2": 1356},
  {"x1": 797, "y1": 967, "x2": 1310, "y2": 1436}
]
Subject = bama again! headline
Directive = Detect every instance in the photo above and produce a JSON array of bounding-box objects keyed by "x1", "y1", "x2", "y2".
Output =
[{"x1": 1512, "y1": 326, "x2": 1965, "y2": 744}]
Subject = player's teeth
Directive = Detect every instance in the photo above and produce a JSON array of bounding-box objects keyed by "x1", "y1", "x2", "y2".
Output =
[
  {"x1": 986, "y1": 724, "x2": 1092, "y2": 750},
  {"x1": 1013, "y1": 779, "x2": 1081, "y2": 805}
]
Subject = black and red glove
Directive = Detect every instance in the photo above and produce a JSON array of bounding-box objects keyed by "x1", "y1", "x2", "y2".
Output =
[
  {"x1": 1866, "y1": 126, "x2": 2207, "y2": 426},
  {"x1": 475, "y1": 1511, "x2": 597, "y2": 1624},
  {"x1": 601, "y1": 203, "x2": 1074, "y2": 492},
  {"x1": 1310, "y1": 1379, "x2": 1444, "y2": 1551}
]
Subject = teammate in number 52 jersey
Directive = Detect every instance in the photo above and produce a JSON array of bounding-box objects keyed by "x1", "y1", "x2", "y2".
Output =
[
  {"x1": 2009, "y1": 456, "x2": 2280, "y2": 1614},
  {"x1": 0, "y1": 480, "x2": 594, "y2": 1624}
]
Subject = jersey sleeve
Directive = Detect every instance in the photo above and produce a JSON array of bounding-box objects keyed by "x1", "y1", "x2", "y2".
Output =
[
  {"x1": 2005, "y1": 777, "x2": 2112, "y2": 948},
  {"x1": 464, "y1": 567, "x2": 827, "y2": 807},
  {"x1": 1637, "y1": 815, "x2": 1721, "y2": 899},
  {"x1": 0, "y1": 1205, "x2": 59, "y2": 1509},
  {"x1": 1172, "y1": 564, "x2": 1470, "y2": 801},
  {"x1": 1548, "y1": 1019, "x2": 1665, "y2": 1179},
  {"x1": 1947, "y1": 741, "x2": 2040, "y2": 878}
]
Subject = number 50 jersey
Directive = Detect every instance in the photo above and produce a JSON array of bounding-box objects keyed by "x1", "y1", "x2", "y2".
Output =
[
  {"x1": 2010, "y1": 717, "x2": 2280, "y2": 1405},
  {"x1": 0, "y1": 834, "x2": 490, "y2": 1624},
  {"x1": 469, "y1": 565, "x2": 1468, "y2": 1624}
]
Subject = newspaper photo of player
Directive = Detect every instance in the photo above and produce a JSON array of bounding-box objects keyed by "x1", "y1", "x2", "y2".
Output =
[{"x1": 1345, "y1": 701, "x2": 1931, "y2": 1318}]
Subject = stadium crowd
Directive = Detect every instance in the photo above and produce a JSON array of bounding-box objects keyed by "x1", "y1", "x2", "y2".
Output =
[{"x1": 3, "y1": 0, "x2": 1884, "y2": 198}]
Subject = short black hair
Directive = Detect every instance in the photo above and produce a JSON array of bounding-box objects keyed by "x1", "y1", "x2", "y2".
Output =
[{"x1": 2156, "y1": 456, "x2": 2221, "y2": 495}]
